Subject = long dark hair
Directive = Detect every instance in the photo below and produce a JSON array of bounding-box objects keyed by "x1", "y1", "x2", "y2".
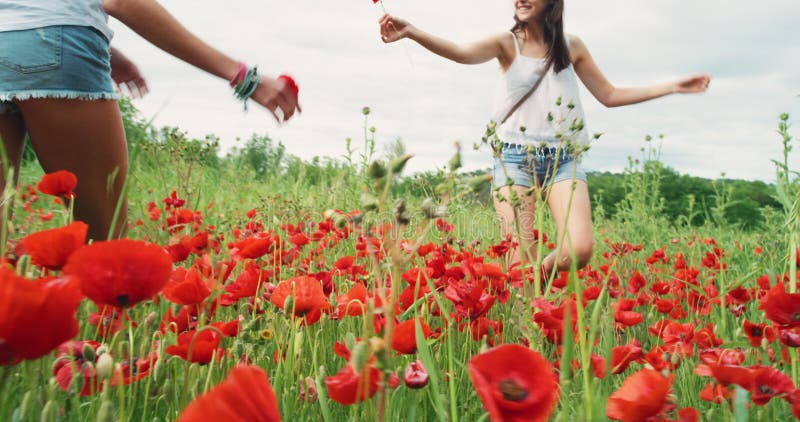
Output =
[{"x1": 511, "y1": 0, "x2": 570, "y2": 73}]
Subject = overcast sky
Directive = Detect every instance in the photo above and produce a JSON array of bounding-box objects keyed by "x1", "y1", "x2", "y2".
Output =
[{"x1": 109, "y1": 0, "x2": 799, "y2": 182}]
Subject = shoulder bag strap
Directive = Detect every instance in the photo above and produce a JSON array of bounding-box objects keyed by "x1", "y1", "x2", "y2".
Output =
[{"x1": 499, "y1": 61, "x2": 553, "y2": 125}]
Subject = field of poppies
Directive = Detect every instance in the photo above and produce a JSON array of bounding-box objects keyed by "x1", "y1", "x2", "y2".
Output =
[{"x1": 0, "y1": 111, "x2": 798, "y2": 421}]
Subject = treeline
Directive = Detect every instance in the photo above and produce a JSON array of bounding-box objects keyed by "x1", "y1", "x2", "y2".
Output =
[
  {"x1": 588, "y1": 169, "x2": 779, "y2": 229},
  {"x1": 31, "y1": 100, "x2": 768, "y2": 232}
]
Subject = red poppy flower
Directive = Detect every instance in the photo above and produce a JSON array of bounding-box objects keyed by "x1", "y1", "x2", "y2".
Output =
[
  {"x1": 591, "y1": 354, "x2": 607, "y2": 379},
  {"x1": 118, "y1": 351, "x2": 158, "y2": 386},
  {"x1": 759, "y1": 283, "x2": 800, "y2": 328},
  {"x1": 698, "y1": 348, "x2": 746, "y2": 366},
  {"x1": 325, "y1": 364, "x2": 381, "y2": 405},
  {"x1": 20, "y1": 221, "x2": 88, "y2": 270},
  {"x1": 677, "y1": 407, "x2": 700, "y2": 422},
  {"x1": 270, "y1": 276, "x2": 331, "y2": 324},
  {"x1": 695, "y1": 363, "x2": 753, "y2": 389},
  {"x1": 177, "y1": 365, "x2": 281, "y2": 422},
  {"x1": 749, "y1": 366, "x2": 795, "y2": 405},
  {"x1": 163, "y1": 266, "x2": 213, "y2": 306},
  {"x1": 37, "y1": 170, "x2": 78, "y2": 198},
  {"x1": 392, "y1": 318, "x2": 434, "y2": 355},
  {"x1": 0, "y1": 269, "x2": 83, "y2": 365},
  {"x1": 701, "y1": 382, "x2": 732, "y2": 405},
  {"x1": 333, "y1": 283, "x2": 368, "y2": 319},
  {"x1": 404, "y1": 360, "x2": 429, "y2": 389},
  {"x1": 693, "y1": 324, "x2": 724, "y2": 349},
  {"x1": 610, "y1": 341, "x2": 644, "y2": 374},
  {"x1": 64, "y1": 239, "x2": 172, "y2": 308},
  {"x1": 606, "y1": 369, "x2": 673, "y2": 422},
  {"x1": 743, "y1": 320, "x2": 778, "y2": 347},
  {"x1": 165, "y1": 329, "x2": 225, "y2": 364},
  {"x1": 53, "y1": 341, "x2": 104, "y2": 396},
  {"x1": 88, "y1": 305, "x2": 135, "y2": 337},
  {"x1": 788, "y1": 389, "x2": 800, "y2": 419},
  {"x1": 468, "y1": 344, "x2": 559, "y2": 422}
]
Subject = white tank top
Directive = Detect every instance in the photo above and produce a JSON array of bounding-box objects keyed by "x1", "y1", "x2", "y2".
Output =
[
  {"x1": 0, "y1": 0, "x2": 112, "y2": 41},
  {"x1": 491, "y1": 32, "x2": 589, "y2": 146}
]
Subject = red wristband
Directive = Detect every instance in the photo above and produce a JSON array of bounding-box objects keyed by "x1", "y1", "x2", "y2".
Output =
[{"x1": 229, "y1": 62, "x2": 248, "y2": 87}]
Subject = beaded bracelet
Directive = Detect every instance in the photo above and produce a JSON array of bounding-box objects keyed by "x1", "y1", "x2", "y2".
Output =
[{"x1": 233, "y1": 66, "x2": 260, "y2": 111}]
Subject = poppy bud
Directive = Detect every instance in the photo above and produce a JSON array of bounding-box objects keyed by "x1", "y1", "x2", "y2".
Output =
[
  {"x1": 780, "y1": 113, "x2": 789, "y2": 121},
  {"x1": 96, "y1": 353, "x2": 115, "y2": 381},
  {"x1": 283, "y1": 295, "x2": 295, "y2": 314},
  {"x1": 19, "y1": 391, "x2": 32, "y2": 420},
  {"x1": 294, "y1": 331, "x2": 304, "y2": 359},
  {"x1": 394, "y1": 199, "x2": 411, "y2": 225},
  {"x1": 387, "y1": 372, "x2": 401, "y2": 389},
  {"x1": 469, "y1": 174, "x2": 493, "y2": 194},
  {"x1": 153, "y1": 356, "x2": 165, "y2": 382},
  {"x1": 404, "y1": 360, "x2": 429, "y2": 389},
  {"x1": 360, "y1": 192, "x2": 379, "y2": 212},
  {"x1": 367, "y1": 161, "x2": 387, "y2": 179},
  {"x1": 333, "y1": 214, "x2": 348, "y2": 230},
  {"x1": 390, "y1": 154, "x2": 413, "y2": 174},
  {"x1": 82, "y1": 343, "x2": 96, "y2": 362},
  {"x1": 97, "y1": 400, "x2": 115, "y2": 422},
  {"x1": 362, "y1": 107, "x2": 371, "y2": 116},
  {"x1": 41, "y1": 401, "x2": 58, "y2": 422},
  {"x1": 144, "y1": 312, "x2": 159, "y2": 329},
  {"x1": 351, "y1": 341, "x2": 371, "y2": 373},
  {"x1": 369, "y1": 337, "x2": 386, "y2": 355},
  {"x1": 420, "y1": 198, "x2": 436, "y2": 219},
  {"x1": 448, "y1": 151, "x2": 462, "y2": 172}
]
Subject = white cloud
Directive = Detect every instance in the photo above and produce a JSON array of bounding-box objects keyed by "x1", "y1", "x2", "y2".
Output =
[{"x1": 110, "y1": 0, "x2": 800, "y2": 182}]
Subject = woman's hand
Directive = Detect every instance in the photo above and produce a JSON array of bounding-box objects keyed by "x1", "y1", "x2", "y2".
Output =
[
  {"x1": 674, "y1": 74, "x2": 711, "y2": 94},
  {"x1": 250, "y1": 76, "x2": 301, "y2": 123},
  {"x1": 109, "y1": 47, "x2": 149, "y2": 98},
  {"x1": 380, "y1": 14, "x2": 413, "y2": 43}
]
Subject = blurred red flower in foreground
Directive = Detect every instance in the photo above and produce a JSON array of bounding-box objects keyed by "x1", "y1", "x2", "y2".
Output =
[
  {"x1": 64, "y1": 239, "x2": 172, "y2": 308},
  {"x1": 468, "y1": 344, "x2": 559, "y2": 422},
  {"x1": 0, "y1": 269, "x2": 83, "y2": 365},
  {"x1": 37, "y1": 170, "x2": 78, "y2": 198},
  {"x1": 20, "y1": 221, "x2": 88, "y2": 270},
  {"x1": 606, "y1": 368, "x2": 673, "y2": 422},
  {"x1": 177, "y1": 365, "x2": 281, "y2": 422}
]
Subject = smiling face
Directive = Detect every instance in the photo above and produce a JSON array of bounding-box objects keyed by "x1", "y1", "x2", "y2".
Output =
[{"x1": 514, "y1": 0, "x2": 550, "y2": 24}]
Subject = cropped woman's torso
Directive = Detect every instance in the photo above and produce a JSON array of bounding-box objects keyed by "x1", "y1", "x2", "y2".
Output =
[
  {"x1": 0, "y1": 0, "x2": 112, "y2": 40},
  {"x1": 491, "y1": 33, "x2": 589, "y2": 146}
]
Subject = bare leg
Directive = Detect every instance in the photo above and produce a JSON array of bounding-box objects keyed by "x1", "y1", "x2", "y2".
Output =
[
  {"x1": 0, "y1": 112, "x2": 27, "y2": 235},
  {"x1": 493, "y1": 185, "x2": 538, "y2": 267},
  {"x1": 542, "y1": 178, "x2": 594, "y2": 274},
  {"x1": 16, "y1": 99, "x2": 128, "y2": 240}
]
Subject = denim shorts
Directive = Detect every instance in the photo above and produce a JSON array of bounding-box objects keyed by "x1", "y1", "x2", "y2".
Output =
[
  {"x1": 492, "y1": 143, "x2": 588, "y2": 189},
  {"x1": 0, "y1": 25, "x2": 117, "y2": 114}
]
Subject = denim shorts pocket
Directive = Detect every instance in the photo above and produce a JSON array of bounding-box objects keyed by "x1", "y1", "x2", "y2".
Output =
[{"x1": 0, "y1": 27, "x2": 62, "y2": 74}]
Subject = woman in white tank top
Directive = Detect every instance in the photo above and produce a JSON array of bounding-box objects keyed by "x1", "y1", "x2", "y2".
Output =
[{"x1": 379, "y1": 0, "x2": 710, "y2": 277}]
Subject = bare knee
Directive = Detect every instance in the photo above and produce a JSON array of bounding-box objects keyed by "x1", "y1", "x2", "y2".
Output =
[{"x1": 556, "y1": 240, "x2": 593, "y2": 270}]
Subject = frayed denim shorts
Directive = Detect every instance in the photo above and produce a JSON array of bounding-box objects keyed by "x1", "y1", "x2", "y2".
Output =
[
  {"x1": 0, "y1": 25, "x2": 117, "y2": 114},
  {"x1": 492, "y1": 143, "x2": 587, "y2": 189}
]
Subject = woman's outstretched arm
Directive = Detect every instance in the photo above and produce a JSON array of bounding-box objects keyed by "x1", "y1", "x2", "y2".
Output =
[
  {"x1": 379, "y1": 14, "x2": 507, "y2": 65},
  {"x1": 103, "y1": 0, "x2": 299, "y2": 121},
  {"x1": 570, "y1": 35, "x2": 710, "y2": 108}
]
